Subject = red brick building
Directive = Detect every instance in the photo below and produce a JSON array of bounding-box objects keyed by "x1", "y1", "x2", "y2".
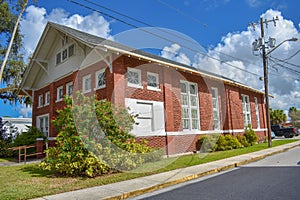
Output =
[{"x1": 21, "y1": 22, "x2": 267, "y2": 155}]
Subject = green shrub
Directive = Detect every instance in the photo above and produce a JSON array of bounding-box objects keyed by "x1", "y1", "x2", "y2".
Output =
[
  {"x1": 40, "y1": 93, "x2": 161, "y2": 177},
  {"x1": 198, "y1": 133, "x2": 242, "y2": 152},
  {"x1": 216, "y1": 134, "x2": 242, "y2": 151},
  {"x1": 197, "y1": 133, "x2": 220, "y2": 152},
  {"x1": 237, "y1": 135, "x2": 250, "y2": 147},
  {"x1": 13, "y1": 126, "x2": 46, "y2": 147},
  {"x1": 0, "y1": 140, "x2": 13, "y2": 157},
  {"x1": 243, "y1": 125, "x2": 258, "y2": 146}
]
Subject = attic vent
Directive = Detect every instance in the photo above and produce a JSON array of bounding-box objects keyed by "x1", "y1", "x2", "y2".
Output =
[{"x1": 62, "y1": 35, "x2": 69, "y2": 46}]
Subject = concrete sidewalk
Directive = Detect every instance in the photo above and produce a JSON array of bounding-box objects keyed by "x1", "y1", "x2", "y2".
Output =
[{"x1": 33, "y1": 140, "x2": 300, "y2": 200}]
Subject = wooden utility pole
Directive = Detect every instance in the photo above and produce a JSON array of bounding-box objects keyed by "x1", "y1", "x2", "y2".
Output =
[{"x1": 249, "y1": 17, "x2": 279, "y2": 147}]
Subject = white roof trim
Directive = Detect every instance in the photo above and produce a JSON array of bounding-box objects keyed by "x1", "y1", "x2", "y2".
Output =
[{"x1": 103, "y1": 45, "x2": 264, "y2": 95}]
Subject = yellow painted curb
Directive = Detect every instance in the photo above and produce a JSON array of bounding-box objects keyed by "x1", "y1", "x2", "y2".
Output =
[{"x1": 104, "y1": 142, "x2": 300, "y2": 200}]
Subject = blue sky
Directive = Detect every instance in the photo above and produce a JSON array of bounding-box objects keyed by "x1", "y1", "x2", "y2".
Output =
[{"x1": 1, "y1": 0, "x2": 300, "y2": 117}]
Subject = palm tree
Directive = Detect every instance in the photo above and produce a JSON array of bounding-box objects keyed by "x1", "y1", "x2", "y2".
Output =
[
  {"x1": 270, "y1": 109, "x2": 287, "y2": 125},
  {"x1": 289, "y1": 107, "x2": 297, "y2": 126}
]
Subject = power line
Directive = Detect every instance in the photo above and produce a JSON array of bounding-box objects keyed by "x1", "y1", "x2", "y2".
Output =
[
  {"x1": 281, "y1": 49, "x2": 300, "y2": 61},
  {"x1": 156, "y1": 0, "x2": 261, "y2": 68},
  {"x1": 68, "y1": 0, "x2": 261, "y2": 78},
  {"x1": 270, "y1": 55, "x2": 300, "y2": 68},
  {"x1": 156, "y1": 0, "x2": 208, "y2": 28},
  {"x1": 81, "y1": 0, "x2": 206, "y2": 52},
  {"x1": 269, "y1": 57, "x2": 300, "y2": 75}
]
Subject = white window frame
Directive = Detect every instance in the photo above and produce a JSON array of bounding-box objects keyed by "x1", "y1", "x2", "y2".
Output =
[
  {"x1": 56, "y1": 52, "x2": 61, "y2": 65},
  {"x1": 68, "y1": 44, "x2": 75, "y2": 58},
  {"x1": 127, "y1": 67, "x2": 142, "y2": 88},
  {"x1": 45, "y1": 91, "x2": 50, "y2": 106},
  {"x1": 212, "y1": 87, "x2": 220, "y2": 130},
  {"x1": 36, "y1": 114, "x2": 49, "y2": 138},
  {"x1": 82, "y1": 74, "x2": 92, "y2": 93},
  {"x1": 66, "y1": 82, "x2": 73, "y2": 96},
  {"x1": 254, "y1": 97, "x2": 260, "y2": 129},
  {"x1": 95, "y1": 69, "x2": 106, "y2": 90},
  {"x1": 38, "y1": 94, "x2": 43, "y2": 108},
  {"x1": 56, "y1": 86, "x2": 64, "y2": 102},
  {"x1": 56, "y1": 43, "x2": 75, "y2": 66},
  {"x1": 242, "y1": 94, "x2": 252, "y2": 127},
  {"x1": 147, "y1": 72, "x2": 160, "y2": 91},
  {"x1": 62, "y1": 48, "x2": 68, "y2": 61},
  {"x1": 180, "y1": 80, "x2": 200, "y2": 130}
]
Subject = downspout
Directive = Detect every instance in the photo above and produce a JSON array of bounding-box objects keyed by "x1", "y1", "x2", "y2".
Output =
[{"x1": 162, "y1": 67, "x2": 169, "y2": 157}]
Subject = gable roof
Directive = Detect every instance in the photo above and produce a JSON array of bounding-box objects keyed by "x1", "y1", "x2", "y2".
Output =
[{"x1": 21, "y1": 22, "x2": 264, "y2": 95}]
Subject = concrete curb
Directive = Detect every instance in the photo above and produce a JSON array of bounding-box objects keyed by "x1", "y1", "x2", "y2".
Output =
[
  {"x1": 33, "y1": 140, "x2": 300, "y2": 200},
  {"x1": 104, "y1": 141, "x2": 300, "y2": 200}
]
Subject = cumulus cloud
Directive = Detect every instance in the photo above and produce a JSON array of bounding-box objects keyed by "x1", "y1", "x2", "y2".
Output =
[
  {"x1": 163, "y1": 9, "x2": 300, "y2": 112},
  {"x1": 20, "y1": 5, "x2": 113, "y2": 55},
  {"x1": 18, "y1": 105, "x2": 32, "y2": 118},
  {"x1": 161, "y1": 43, "x2": 191, "y2": 66}
]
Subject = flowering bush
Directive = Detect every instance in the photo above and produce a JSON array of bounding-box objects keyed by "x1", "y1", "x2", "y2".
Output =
[{"x1": 40, "y1": 93, "x2": 162, "y2": 177}]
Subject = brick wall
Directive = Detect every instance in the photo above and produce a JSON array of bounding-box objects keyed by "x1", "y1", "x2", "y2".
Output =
[{"x1": 31, "y1": 53, "x2": 267, "y2": 155}]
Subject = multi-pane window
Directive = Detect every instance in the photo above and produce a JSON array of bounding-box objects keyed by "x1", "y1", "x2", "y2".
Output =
[
  {"x1": 37, "y1": 114, "x2": 49, "y2": 137},
  {"x1": 147, "y1": 72, "x2": 159, "y2": 90},
  {"x1": 56, "y1": 44, "x2": 75, "y2": 65},
  {"x1": 95, "y1": 69, "x2": 106, "y2": 89},
  {"x1": 254, "y1": 97, "x2": 260, "y2": 128},
  {"x1": 83, "y1": 74, "x2": 91, "y2": 93},
  {"x1": 56, "y1": 52, "x2": 61, "y2": 65},
  {"x1": 62, "y1": 48, "x2": 68, "y2": 61},
  {"x1": 56, "y1": 86, "x2": 63, "y2": 102},
  {"x1": 66, "y1": 82, "x2": 73, "y2": 96},
  {"x1": 127, "y1": 68, "x2": 142, "y2": 87},
  {"x1": 212, "y1": 87, "x2": 220, "y2": 130},
  {"x1": 38, "y1": 94, "x2": 43, "y2": 107},
  {"x1": 242, "y1": 94, "x2": 251, "y2": 127},
  {"x1": 68, "y1": 44, "x2": 75, "y2": 57},
  {"x1": 181, "y1": 81, "x2": 199, "y2": 130},
  {"x1": 45, "y1": 91, "x2": 50, "y2": 105}
]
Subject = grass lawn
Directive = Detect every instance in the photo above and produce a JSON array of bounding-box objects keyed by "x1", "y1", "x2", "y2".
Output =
[
  {"x1": 0, "y1": 157, "x2": 16, "y2": 162},
  {"x1": 0, "y1": 139, "x2": 298, "y2": 199}
]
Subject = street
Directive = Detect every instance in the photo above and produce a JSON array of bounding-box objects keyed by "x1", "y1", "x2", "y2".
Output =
[{"x1": 132, "y1": 146, "x2": 300, "y2": 200}]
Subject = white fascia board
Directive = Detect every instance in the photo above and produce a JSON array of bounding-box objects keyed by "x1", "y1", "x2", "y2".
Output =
[{"x1": 103, "y1": 45, "x2": 264, "y2": 95}]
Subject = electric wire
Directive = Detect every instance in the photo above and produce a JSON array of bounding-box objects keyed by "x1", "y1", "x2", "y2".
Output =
[
  {"x1": 82, "y1": 0, "x2": 206, "y2": 52},
  {"x1": 269, "y1": 57, "x2": 300, "y2": 75},
  {"x1": 68, "y1": 0, "x2": 262, "y2": 78},
  {"x1": 156, "y1": 0, "x2": 208, "y2": 27},
  {"x1": 281, "y1": 49, "x2": 300, "y2": 61},
  {"x1": 270, "y1": 56, "x2": 300, "y2": 69}
]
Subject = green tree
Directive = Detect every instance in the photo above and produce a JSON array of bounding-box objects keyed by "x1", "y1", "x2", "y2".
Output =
[
  {"x1": 0, "y1": 0, "x2": 31, "y2": 103},
  {"x1": 288, "y1": 107, "x2": 300, "y2": 128},
  {"x1": 270, "y1": 108, "x2": 287, "y2": 125}
]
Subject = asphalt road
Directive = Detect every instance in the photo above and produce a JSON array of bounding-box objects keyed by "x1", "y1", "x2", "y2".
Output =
[{"x1": 132, "y1": 146, "x2": 300, "y2": 200}]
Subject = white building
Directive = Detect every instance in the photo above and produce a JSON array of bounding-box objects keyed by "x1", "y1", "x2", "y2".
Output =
[{"x1": 2, "y1": 117, "x2": 32, "y2": 134}]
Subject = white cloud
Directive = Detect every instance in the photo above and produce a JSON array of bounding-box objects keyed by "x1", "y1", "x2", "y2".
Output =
[
  {"x1": 17, "y1": 104, "x2": 32, "y2": 118},
  {"x1": 161, "y1": 43, "x2": 191, "y2": 66},
  {"x1": 20, "y1": 5, "x2": 113, "y2": 55},
  {"x1": 164, "y1": 9, "x2": 300, "y2": 113},
  {"x1": 246, "y1": 0, "x2": 262, "y2": 7}
]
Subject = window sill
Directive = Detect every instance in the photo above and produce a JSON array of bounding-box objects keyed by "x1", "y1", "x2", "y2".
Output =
[
  {"x1": 37, "y1": 105, "x2": 43, "y2": 109},
  {"x1": 147, "y1": 86, "x2": 161, "y2": 92},
  {"x1": 128, "y1": 83, "x2": 143, "y2": 89},
  {"x1": 55, "y1": 99, "x2": 63, "y2": 103},
  {"x1": 83, "y1": 89, "x2": 91, "y2": 94},
  {"x1": 94, "y1": 86, "x2": 106, "y2": 91}
]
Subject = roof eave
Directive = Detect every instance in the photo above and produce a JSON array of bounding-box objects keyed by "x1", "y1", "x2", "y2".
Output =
[{"x1": 103, "y1": 44, "x2": 265, "y2": 95}]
